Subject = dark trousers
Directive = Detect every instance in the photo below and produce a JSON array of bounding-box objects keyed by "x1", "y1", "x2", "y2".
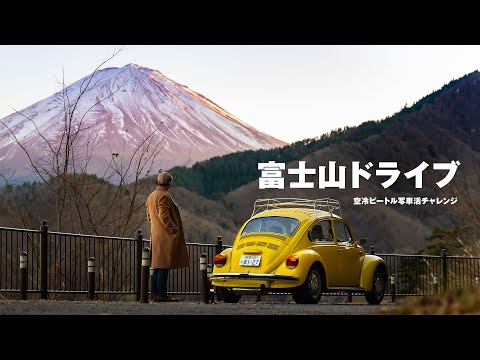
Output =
[{"x1": 152, "y1": 268, "x2": 170, "y2": 298}]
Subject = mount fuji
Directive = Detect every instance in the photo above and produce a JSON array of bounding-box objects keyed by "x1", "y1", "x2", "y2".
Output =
[{"x1": 0, "y1": 63, "x2": 286, "y2": 180}]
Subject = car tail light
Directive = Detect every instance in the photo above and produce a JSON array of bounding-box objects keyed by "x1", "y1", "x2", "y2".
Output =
[
  {"x1": 214, "y1": 254, "x2": 227, "y2": 268},
  {"x1": 286, "y1": 255, "x2": 299, "y2": 269}
]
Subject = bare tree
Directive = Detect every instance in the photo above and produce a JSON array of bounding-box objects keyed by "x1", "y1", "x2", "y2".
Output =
[
  {"x1": 429, "y1": 155, "x2": 480, "y2": 255},
  {"x1": 0, "y1": 48, "x2": 171, "y2": 237},
  {"x1": 0, "y1": 51, "x2": 197, "y2": 300},
  {"x1": 441, "y1": 156, "x2": 480, "y2": 229}
]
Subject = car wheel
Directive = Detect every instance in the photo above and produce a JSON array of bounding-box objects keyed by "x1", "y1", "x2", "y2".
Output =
[
  {"x1": 365, "y1": 267, "x2": 386, "y2": 305},
  {"x1": 218, "y1": 287, "x2": 242, "y2": 303},
  {"x1": 292, "y1": 264, "x2": 323, "y2": 304}
]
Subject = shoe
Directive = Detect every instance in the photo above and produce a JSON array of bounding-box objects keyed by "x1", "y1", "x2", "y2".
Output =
[{"x1": 154, "y1": 296, "x2": 179, "y2": 302}]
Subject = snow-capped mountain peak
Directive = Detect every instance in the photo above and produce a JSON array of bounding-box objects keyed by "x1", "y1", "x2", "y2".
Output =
[{"x1": 0, "y1": 64, "x2": 286, "y2": 180}]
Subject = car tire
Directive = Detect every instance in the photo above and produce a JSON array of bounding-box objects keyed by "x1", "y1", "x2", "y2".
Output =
[
  {"x1": 218, "y1": 287, "x2": 242, "y2": 303},
  {"x1": 292, "y1": 264, "x2": 323, "y2": 304},
  {"x1": 364, "y1": 267, "x2": 386, "y2": 305}
]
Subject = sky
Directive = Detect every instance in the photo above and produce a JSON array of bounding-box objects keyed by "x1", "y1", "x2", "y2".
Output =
[{"x1": 1, "y1": 45, "x2": 480, "y2": 143}]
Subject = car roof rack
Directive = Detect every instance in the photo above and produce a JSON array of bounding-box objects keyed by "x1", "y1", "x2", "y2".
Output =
[{"x1": 252, "y1": 198, "x2": 342, "y2": 217}]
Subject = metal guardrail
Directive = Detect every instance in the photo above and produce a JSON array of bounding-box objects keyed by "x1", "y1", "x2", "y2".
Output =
[
  {"x1": 1, "y1": 222, "x2": 479, "y2": 299},
  {"x1": 382, "y1": 252, "x2": 480, "y2": 296},
  {"x1": 0, "y1": 223, "x2": 225, "y2": 299}
]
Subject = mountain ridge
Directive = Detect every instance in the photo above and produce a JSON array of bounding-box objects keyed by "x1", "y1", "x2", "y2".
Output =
[{"x1": 170, "y1": 71, "x2": 480, "y2": 198}]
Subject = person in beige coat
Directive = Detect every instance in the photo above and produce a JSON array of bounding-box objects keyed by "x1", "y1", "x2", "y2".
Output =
[{"x1": 146, "y1": 171, "x2": 189, "y2": 302}]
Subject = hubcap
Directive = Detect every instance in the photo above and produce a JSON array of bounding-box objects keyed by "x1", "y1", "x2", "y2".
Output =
[
  {"x1": 309, "y1": 271, "x2": 321, "y2": 297},
  {"x1": 374, "y1": 275, "x2": 384, "y2": 296}
]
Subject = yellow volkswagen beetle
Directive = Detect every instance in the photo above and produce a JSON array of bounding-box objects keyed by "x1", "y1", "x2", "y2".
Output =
[{"x1": 210, "y1": 198, "x2": 387, "y2": 304}]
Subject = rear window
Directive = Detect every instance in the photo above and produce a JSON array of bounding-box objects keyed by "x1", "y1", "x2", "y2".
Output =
[{"x1": 241, "y1": 216, "x2": 300, "y2": 236}]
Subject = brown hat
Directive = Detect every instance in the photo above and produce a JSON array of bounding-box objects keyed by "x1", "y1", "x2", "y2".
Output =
[{"x1": 157, "y1": 171, "x2": 173, "y2": 186}]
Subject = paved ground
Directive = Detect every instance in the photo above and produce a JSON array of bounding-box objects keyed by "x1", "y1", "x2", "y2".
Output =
[{"x1": 0, "y1": 300, "x2": 394, "y2": 315}]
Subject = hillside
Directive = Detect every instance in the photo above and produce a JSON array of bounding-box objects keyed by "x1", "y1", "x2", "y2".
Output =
[
  {"x1": 0, "y1": 175, "x2": 238, "y2": 244},
  {"x1": 176, "y1": 71, "x2": 480, "y2": 252},
  {"x1": 171, "y1": 72, "x2": 474, "y2": 198},
  {"x1": 172, "y1": 72, "x2": 474, "y2": 198},
  {"x1": 168, "y1": 187, "x2": 238, "y2": 244}
]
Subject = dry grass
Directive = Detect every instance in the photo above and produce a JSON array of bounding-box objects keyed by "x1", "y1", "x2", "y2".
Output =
[{"x1": 381, "y1": 287, "x2": 480, "y2": 315}]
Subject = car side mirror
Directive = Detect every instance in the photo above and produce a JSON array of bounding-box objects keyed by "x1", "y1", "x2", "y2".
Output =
[{"x1": 359, "y1": 238, "x2": 367, "y2": 245}]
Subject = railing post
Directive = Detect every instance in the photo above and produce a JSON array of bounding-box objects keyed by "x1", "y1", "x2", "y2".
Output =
[
  {"x1": 88, "y1": 257, "x2": 95, "y2": 301},
  {"x1": 207, "y1": 264, "x2": 214, "y2": 303},
  {"x1": 200, "y1": 253, "x2": 208, "y2": 304},
  {"x1": 215, "y1": 236, "x2": 223, "y2": 302},
  {"x1": 136, "y1": 229, "x2": 143, "y2": 302},
  {"x1": 216, "y1": 236, "x2": 222, "y2": 255},
  {"x1": 150, "y1": 268, "x2": 154, "y2": 302},
  {"x1": 347, "y1": 291, "x2": 352, "y2": 303},
  {"x1": 140, "y1": 247, "x2": 150, "y2": 303},
  {"x1": 20, "y1": 251, "x2": 27, "y2": 300},
  {"x1": 40, "y1": 220, "x2": 48, "y2": 300},
  {"x1": 390, "y1": 274, "x2": 396, "y2": 303},
  {"x1": 442, "y1": 249, "x2": 447, "y2": 293},
  {"x1": 369, "y1": 246, "x2": 375, "y2": 255},
  {"x1": 433, "y1": 273, "x2": 438, "y2": 295}
]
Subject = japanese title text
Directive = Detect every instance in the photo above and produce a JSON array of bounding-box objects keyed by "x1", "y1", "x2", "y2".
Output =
[{"x1": 257, "y1": 160, "x2": 461, "y2": 189}]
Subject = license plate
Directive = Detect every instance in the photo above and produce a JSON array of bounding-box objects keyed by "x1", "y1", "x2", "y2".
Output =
[{"x1": 239, "y1": 255, "x2": 261, "y2": 267}]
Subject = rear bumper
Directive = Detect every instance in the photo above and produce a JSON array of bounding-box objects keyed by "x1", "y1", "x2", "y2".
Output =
[{"x1": 209, "y1": 273, "x2": 299, "y2": 282}]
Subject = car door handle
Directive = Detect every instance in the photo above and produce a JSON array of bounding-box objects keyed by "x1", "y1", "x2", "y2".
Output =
[{"x1": 338, "y1": 249, "x2": 343, "y2": 253}]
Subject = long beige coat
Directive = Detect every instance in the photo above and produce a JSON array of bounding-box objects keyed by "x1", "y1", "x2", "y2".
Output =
[{"x1": 146, "y1": 186, "x2": 189, "y2": 269}]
